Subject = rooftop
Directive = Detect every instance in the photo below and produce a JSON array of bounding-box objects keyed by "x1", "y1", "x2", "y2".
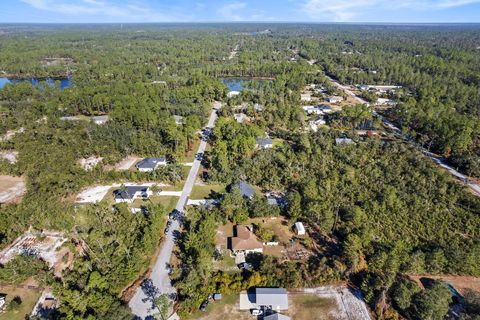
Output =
[
  {"x1": 231, "y1": 225, "x2": 263, "y2": 251},
  {"x1": 256, "y1": 288, "x2": 289, "y2": 310},
  {"x1": 236, "y1": 181, "x2": 255, "y2": 198},
  {"x1": 136, "y1": 157, "x2": 166, "y2": 169},
  {"x1": 256, "y1": 137, "x2": 273, "y2": 147},
  {"x1": 113, "y1": 186, "x2": 149, "y2": 200}
]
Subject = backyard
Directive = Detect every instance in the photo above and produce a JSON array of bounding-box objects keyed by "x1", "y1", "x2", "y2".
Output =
[{"x1": 0, "y1": 284, "x2": 41, "y2": 320}]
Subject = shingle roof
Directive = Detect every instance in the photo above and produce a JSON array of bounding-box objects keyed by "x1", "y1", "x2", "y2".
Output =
[
  {"x1": 236, "y1": 181, "x2": 255, "y2": 198},
  {"x1": 136, "y1": 157, "x2": 166, "y2": 169},
  {"x1": 113, "y1": 186, "x2": 148, "y2": 200},
  {"x1": 231, "y1": 225, "x2": 263, "y2": 251}
]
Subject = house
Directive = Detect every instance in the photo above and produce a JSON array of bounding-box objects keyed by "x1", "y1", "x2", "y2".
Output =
[
  {"x1": 240, "y1": 288, "x2": 289, "y2": 311},
  {"x1": 267, "y1": 195, "x2": 287, "y2": 207},
  {"x1": 173, "y1": 115, "x2": 184, "y2": 125},
  {"x1": 91, "y1": 115, "x2": 109, "y2": 125},
  {"x1": 335, "y1": 137, "x2": 354, "y2": 145},
  {"x1": 256, "y1": 137, "x2": 273, "y2": 149},
  {"x1": 231, "y1": 225, "x2": 263, "y2": 254},
  {"x1": 234, "y1": 113, "x2": 248, "y2": 123},
  {"x1": 300, "y1": 93, "x2": 312, "y2": 102},
  {"x1": 317, "y1": 104, "x2": 333, "y2": 113},
  {"x1": 325, "y1": 96, "x2": 344, "y2": 103},
  {"x1": 309, "y1": 115, "x2": 326, "y2": 132},
  {"x1": 294, "y1": 222, "x2": 305, "y2": 235},
  {"x1": 264, "y1": 313, "x2": 291, "y2": 320},
  {"x1": 0, "y1": 294, "x2": 6, "y2": 309},
  {"x1": 233, "y1": 181, "x2": 255, "y2": 199},
  {"x1": 302, "y1": 105, "x2": 323, "y2": 115},
  {"x1": 60, "y1": 116, "x2": 81, "y2": 121},
  {"x1": 375, "y1": 98, "x2": 396, "y2": 106},
  {"x1": 136, "y1": 157, "x2": 167, "y2": 172},
  {"x1": 113, "y1": 186, "x2": 151, "y2": 203},
  {"x1": 227, "y1": 91, "x2": 240, "y2": 98}
]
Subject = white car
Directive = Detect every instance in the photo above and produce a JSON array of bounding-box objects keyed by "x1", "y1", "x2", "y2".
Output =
[{"x1": 251, "y1": 309, "x2": 263, "y2": 316}]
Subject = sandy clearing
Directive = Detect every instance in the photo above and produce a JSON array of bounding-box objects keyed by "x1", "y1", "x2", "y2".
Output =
[
  {"x1": 76, "y1": 183, "x2": 172, "y2": 203},
  {"x1": 78, "y1": 156, "x2": 103, "y2": 171},
  {"x1": 0, "y1": 127, "x2": 24, "y2": 142},
  {"x1": 408, "y1": 275, "x2": 480, "y2": 295},
  {"x1": 0, "y1": 175, "x2": 26, "y2": 203},
  {"x1": 0, "y1": 150, "x2": 18, "y2": 163},
  {"x1": 105, "y1": 155, "x2": 141, "y2": 171}
]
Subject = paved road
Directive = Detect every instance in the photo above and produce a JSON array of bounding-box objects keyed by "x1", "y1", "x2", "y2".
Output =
[
  {"x1": 326, "y1": 76, "x2": 480, "y2": 197},
  {"x1": 129, "y1": 102, "x2": 221, "y2": 319}
]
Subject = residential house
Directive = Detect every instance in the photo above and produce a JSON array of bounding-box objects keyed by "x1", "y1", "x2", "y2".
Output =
[
  {"x1": 317, "y1": 104, "x2": 333, "y2": 113},
  {"x1": 300, "y1": 93, "x2": 312, "y2": 102},
  {"x1": 232, "y1": 181, "x2": 255, "y2": 199},
  {"x1": 325, "y1": 96, "x2": 344, "y2": 103},
  {"x1": 227, "y1": 91, "x2": 240, "y2": 98},
  {"x1": 231, "y1": 225, "x2": 263, "y2": 254},
  {"x1": 309, "y1": 115, "x2": 326, "y2": 132},
  {"x1": 136, "y1": 157, "x2": 167, "y2": 172},
  {"x1": 335, "y1": 137, "x2": 354, "y2": 145},
  {"x1": 240, "y1": 288, "x2": 289, "y2": 311},
  {"x1": 91, "y1": 115, "x2": 109, "y2": 125},
  {"x1": 264, "y1": 313, "x2": 291, "y2": 320},
  {"x1": 173, "y1": 115, "x2": 184, "y2": 125},
  {"x1": 256, "y1": 137, "x2": 273, "y2": 149},
  {"x1": 113, "y1": 186, "x2": 151, "y2": 203},
  {"x1": 294, "y1": 222, "x2": 305, "y2": 235},
  {"x1": 302, "y1": 105, "x2": 323, "y2": 115}
]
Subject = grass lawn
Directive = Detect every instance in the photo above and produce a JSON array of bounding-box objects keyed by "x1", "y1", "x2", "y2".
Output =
[
  {"x1": 0, "y1": 286, "x2": 41, "y2": 320},
  {"x1": 190, "y1": 184, "x2": 224, "y2": 199},
  {"x1": 133, "y1": 196, "x2": 178, "y2": 212},
  {"x1": 287, "y1": 294, "x2": 339, "y2": 320},
  {"x1": 272, "y1": 138, "x2": 284, "y2": 147},
  {"x1": 188, "y1": 294, "x2": 252, "y2": 320}
]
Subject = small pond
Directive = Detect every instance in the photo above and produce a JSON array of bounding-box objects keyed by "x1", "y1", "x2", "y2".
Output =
[{"x1": 0, "y1": 77, "x2": 73, "y2": 90}]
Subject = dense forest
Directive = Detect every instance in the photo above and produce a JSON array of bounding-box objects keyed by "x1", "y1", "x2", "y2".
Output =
[{"x1": 0, "y1": 24, "x2": 479, "y2": 319}]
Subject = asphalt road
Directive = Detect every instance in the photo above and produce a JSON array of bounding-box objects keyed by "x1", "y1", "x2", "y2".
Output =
[
  {"x1": 129, "y1": 101, "x2": 221, "y2": 319},
  {"x1": 326, "y1": 76, "x2": 480, "y2": 197}
]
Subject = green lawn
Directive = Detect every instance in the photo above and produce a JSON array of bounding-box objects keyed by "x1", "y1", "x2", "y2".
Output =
[
  {"x1": 132, "y1": 196, "x2": 179, "y2": 212},
  {"x1": 190, "y1": 184, "x2": 224, "y2": 199},
  {"x1": 187, "y1": 294, "x2": 251, "y2": 320},
  {"x1": 0, "y1": 286, "x2": 41, "y2": 320}
]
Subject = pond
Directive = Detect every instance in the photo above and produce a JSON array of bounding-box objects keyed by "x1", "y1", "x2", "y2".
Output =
[
  {"x1": 0, "y1": 77, "x2": 73, "y2": 90},
  {"x1": 222, "y1": 78, "x2": 272, "y2": 92}
]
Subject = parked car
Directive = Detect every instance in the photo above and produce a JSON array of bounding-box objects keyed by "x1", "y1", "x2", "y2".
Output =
[
  {"x1": 239, "y1": 262, "x2": 253, "y2": 270},
  {"x1": 200, "y1": 300, "x2": 209, "y2": 312},
  {"x1": 251, "y1": 309, "x2": 263, "y2": 316}
]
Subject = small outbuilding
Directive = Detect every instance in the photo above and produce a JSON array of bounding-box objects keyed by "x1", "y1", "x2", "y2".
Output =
[
  {"x1": 294, "y1": 222, "x2": 305, "y2": 235},
  {"x1": 91, "y1": 115, "x2": 109, "y2": 125},
  {"x1": 213, "y1": 293, "x2": 222, "y2": 301}
]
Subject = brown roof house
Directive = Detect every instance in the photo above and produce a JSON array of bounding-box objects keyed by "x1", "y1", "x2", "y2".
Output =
[{"x1": 230, "y1": 225, "x2": 263, "y2": 255}]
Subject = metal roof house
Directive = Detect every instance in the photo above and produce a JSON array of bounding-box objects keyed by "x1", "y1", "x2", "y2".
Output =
[
  {"x1": 256, "y1": 138, "x2": 273, "y2": 149},
  {"x1": 264, "y1": 313, "x2": 291, "y2": 320},
  {"x1": 113, "y1": 186, "x2": 151, "y2": 203},
  {"x1": 335, "y1": 138, "x2": 354, "y2": 145},
  {"x1": 136, "y1": 157, "x2": 167, "y2": 172},
  {"x1": 325, "y1": 96, "x2": 344, "y2": 103},
  {"x1": 91, "y1": 115, "x2": 109, "y2": 125},
  {"x1": 294, "y1": 222, "x2": 306, "y2": 235},
  {"x1": 233, "y1": 181, "x2": 255, "y2": 199},
  {"x1": 240, "y1": 288, "x2": 289, "y2": 311}
]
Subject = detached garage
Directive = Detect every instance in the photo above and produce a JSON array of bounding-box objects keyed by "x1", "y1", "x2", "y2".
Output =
[{"x1": 294, "y1": 222, "x2": 305, "y2": 235}]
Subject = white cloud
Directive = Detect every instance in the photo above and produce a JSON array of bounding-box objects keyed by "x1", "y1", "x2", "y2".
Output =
[
  {"x1": 20, "y1": 0, "x2": 176, "y2": 21},
  {"x1": 302, "y1": 0, "x2": 480, "y2": 21},
  {"x1": 218, "y1": 2, "x2": 247, "y2": 21}
]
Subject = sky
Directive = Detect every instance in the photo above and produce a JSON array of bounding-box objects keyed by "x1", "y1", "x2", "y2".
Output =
[{"x1": 1, "y1": 0, "x2": 480, "y2": 23}]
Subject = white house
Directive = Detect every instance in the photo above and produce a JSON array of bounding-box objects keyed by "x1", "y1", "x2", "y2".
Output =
[
  {"x1": 308, "y1": 116, "x2": 326, "y2": 132},
  {"x1": 300, "y1": 93, "x2": 312, "y2": 102},
  {"x1": 256, "y1": 137, "x2": 273, "y2": 149},
  {"x1": 325, "y1": 96, "x2": 344, "y2": 103},
  {"x1": 91, "y1": 115, "x2": 109, "y2": 125},
  {"x1": 294, "y1": 222, "x2": 305, "y2": 235},
  {"x1": 302, "y1": 106, "x2": 323, "y2": 115},
  {"x1": 227, "y1": 91, "x2": 240, "y2": 98},
  {"x1": 136, "y1": 157, "x2": 167, "y2": 172},
  {"x1": 113, "y1": 186, "x2": 151, "y2": 203}
]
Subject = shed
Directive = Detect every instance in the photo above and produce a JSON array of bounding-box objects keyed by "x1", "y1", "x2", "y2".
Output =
[
  {"x1": 294, "y1": 222, "x2": 305, "y2": 235},
  {"x1": 213, "y1": 293, "x2": 222, "y2": 301}
]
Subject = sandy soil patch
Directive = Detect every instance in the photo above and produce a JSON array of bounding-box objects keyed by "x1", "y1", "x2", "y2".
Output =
[
  {"x1": 0, "y1": 230, "x2": 67, "y2": 269},
  {"x1": 78, "y1": 156, "x2": 103, "y2": 171},
  {"x1": 0, "y1": 175, "x2": 26, "y2": 203},
  {"x1": 105, "y1": 155, "x2": 141, "y2": 171},
  {"x1": 0, "y1": 151, "x2": 18, "y2": 164},
  {"x1": 0, "y1": 128, "x2": 24, "y2": 142}
]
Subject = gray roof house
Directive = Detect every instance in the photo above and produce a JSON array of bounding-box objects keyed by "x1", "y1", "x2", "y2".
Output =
[
  {"x1": 335, "y1": 138, "x2": 354, "y2": 145},
  {"x1": 234, "y1": 181, "x2": 255, "y2": 199},
  {"x1": 256, "y1": 288, "x2": 289, "y2": 310},
  {"x1": 240, "y1": 288, "x2": 289, "y2": 311},
  {"x1": 113, "y1": 186, "x2": 151, "y2": 203},
  {"x1": 256, "y1": 137, "x2": 273, "y2": 149},
  {"x1": 136, "y1": 157, "x2": 167, "y2": 172},
  {"x1": 264, "y1": 313, "x2": 291, "y2": 320}
]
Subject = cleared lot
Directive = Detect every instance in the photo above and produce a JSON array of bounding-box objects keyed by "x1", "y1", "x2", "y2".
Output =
[
  {"x1": 0, "y1": 175, "x2": 26, "y2": 203},
  {"x1": 0, "y1": 284, "x2": 41, "y2": 320}
]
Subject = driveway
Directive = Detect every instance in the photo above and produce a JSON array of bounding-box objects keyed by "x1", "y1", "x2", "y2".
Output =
[{"x1": 129, "y1": 102, "x2": 220, "y2": 319}]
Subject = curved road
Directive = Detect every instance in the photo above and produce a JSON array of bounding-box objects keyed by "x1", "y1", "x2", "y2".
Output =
[
  {"x1": 327, "y1": 76, "x2": 480, "y2": 197},
  {"x1": 129, "y1": 102, "x2": 221, "y2": 319}
]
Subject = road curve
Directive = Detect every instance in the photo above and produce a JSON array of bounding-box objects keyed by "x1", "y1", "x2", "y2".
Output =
[{"x1": 129, "y1": 101, "x2": 221, "y2": 319}]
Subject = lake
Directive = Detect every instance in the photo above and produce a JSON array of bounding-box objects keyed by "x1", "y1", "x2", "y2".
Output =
[{"x1": 0, "y1": 77, "x2": 72, "y2": 90}]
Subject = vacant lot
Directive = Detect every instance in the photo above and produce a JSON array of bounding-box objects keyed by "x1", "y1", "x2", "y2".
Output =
[
  {"x1": 288, "y1": 294, "x2": 339, "y2": 320},
  {"x1": 104, "y1": 155, "x2": 141, "y2": 171},
  {"x1": 0, "y1": 175, "x2": 26, "y2": 203},
  {"x1": 408, "y1": 275, "x2": 480, "y2": 295},
  {"x1": 0, "y1": 284, "x2": 41, "y2": 320},
  {"x1": 190, "y1": 183, "x2": 224, "y2": 199},
  {"x1": 190, "y1": 294, "x2": 252, "y2": 320}
]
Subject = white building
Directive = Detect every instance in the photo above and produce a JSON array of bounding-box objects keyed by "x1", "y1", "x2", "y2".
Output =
[
  {"x1": 300, "y1": 93, "x2": 312, "y2": 102},
  {"x1": 227, "y1": 91, "x2": 240, "y2": 98},
  {"x1": 136, "y1": 157, "x2": 167, "y2": 172},
  {"x1": 325, "y1": 96, "x2": 344, "y2": 103},
  {"x1": 294, "y1": 222, "x2": 305, "y2": 235},
  {"x1": 91, "y1": 115, "x2": 109, "y2": 125}
]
